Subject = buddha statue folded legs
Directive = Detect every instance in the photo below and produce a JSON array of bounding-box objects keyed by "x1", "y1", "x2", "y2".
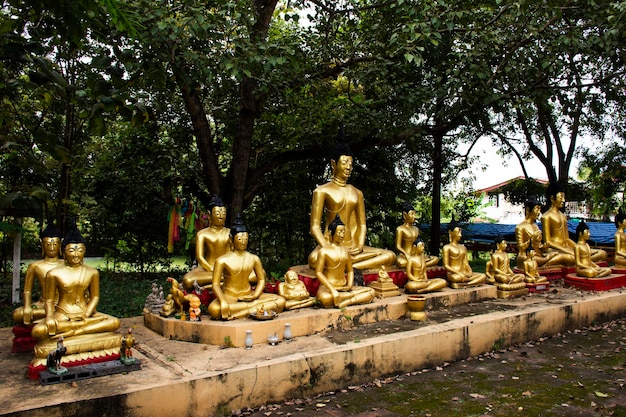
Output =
[{"x1": 30, "y1": 223, "x2": 120, "y2": 368}]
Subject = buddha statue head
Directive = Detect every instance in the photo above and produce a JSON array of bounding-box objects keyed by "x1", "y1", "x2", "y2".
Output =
[
  {"x1": 523, "y1": 197, "x2": 542, "y2": 219},
  {"x1": 328, "y1": 214, "x2": 345, "y2": 242},
  {"x1": 545, "y1": 182, "x2": 566, "y2": 211},
  {"x1": 39, "y1": 222, "x2": 62, "y2": 257},
  {"x1": 576, "y1": 220, "x2": 590, "y2": 241}
]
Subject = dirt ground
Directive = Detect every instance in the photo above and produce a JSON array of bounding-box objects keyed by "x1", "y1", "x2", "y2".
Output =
[{"x1": 239, "y1": 308, "x2": 626, "y2": 417}]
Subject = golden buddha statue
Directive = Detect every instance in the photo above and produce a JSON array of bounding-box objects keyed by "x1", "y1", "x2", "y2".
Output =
[
  {"x1": 614, "y1": 208, "x2": 626, "y2": 268},
  {"x1": 182, "y1": 195, "x2": 232, "y2": 291},
  {"x1": 485, "y1": 236, "x2": 525, "y2": 286},
  {"x1": 574, "y1": 221, "x2": 611, "y2": 278},
  {"x1": 523, "y1": 249, "x2": 549, "y2": 284},
  {"x1": 13, "y1": 224, "x2": 64, "y2": 325},
  {"x1": 541, "y1": 183, "x2": 606, "y2": 265},
  {"x1": 30, "y1": 223, "x2": 121, "y2": 367},
  {"x1": 395, "y1": 202, "x2": 439, "y2": 269},
  {"x1": 278, "y1": 270, "x2": 317, "y2": 310},
  {"x1": 442, "y1": 220, "x2": 486, "y2": 288},
  {"x1": 315, "y1": 215, "x2": 376, "y2": 308},
  {"x1": 515, "y1": 197, "x2": 562, "y2": 269},
  {"x1": 308, "y1": 144, "x2": 395, "y2": 271},
  {"x1": 207, "y1": 215, "x2": 286, "y2": 320},
  {"x1": 405, "y1": 239, "x2": 447, "y2": 294}
]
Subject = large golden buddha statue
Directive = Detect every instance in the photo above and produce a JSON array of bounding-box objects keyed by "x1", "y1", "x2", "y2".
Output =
[
  {"x1": 442, "y1": 220, "x2": 486, "y2": 288},
  {"x1": 485, "y1": 236, "x2": 525, "y2": 286},
  {"x1": 614, "y1": 208, "x2": 626, "y2": 268},
  {"x1": 30, "y1": 223, "x2": 121, "y2": 367},
  {"x1": 405, "y1": 238, "x2": 447, "y2": 294},
  {"x1": 315, "y1": 215, "x2": 375, "y2": 308},
  {"x1": 541, "y1": 183, "x2": 606, "y2": 265},
  {"x1": 208, "y1": 215, "x2": 285, "y2": 320},
  {"x1": 182, "y1": 195, "x2": 232, "y2": 291},
  {"x1": 574, "y1": 221, "x2": 611, "y2": 278},
  {"x1": 13, "y1": 224, "x2": 64, "y2": 325},
  {"x1": 515, "y1": 197, "x2": 563, "y2": 269},
  {"x1": 395, "y1": 202, "x2": 439, "y2": 269},
  {"x1": 308, "y1": 144, "x2": 395, "y2": 271}
]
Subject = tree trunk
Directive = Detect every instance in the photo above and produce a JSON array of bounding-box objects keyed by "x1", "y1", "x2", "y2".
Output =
[{"x1": 430, "y1": 132, "x2": 444, "y2": 257}]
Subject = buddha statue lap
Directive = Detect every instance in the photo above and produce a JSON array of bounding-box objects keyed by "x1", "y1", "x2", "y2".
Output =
[
  {"x1": 442, "y1": 220, "x2": 486, "y2": 289},
  {"x1": 614, "y1": 208, "x2": 626, "y2": 268},
  {"x1": 13, "y1": 224, "x2": 64, "y2": 326},
  {"x1": 278, "y1": 270, "x2": 317, "y2": 310},
  {"x1": 182, "y1": 195, "x2": 232, "y2": 291},
  {"x1": 515, "y1": 197, "x2": 561, "y2": 269},
  {"x1": 542, "y1": 183, "x2": 606, "y2": 266},
  {"x1": 315, "y1": 215, "x2": 375, "y2": 308},
  {"x1": 308, "y1": 144, "x2": 395, "y2": 271},
  {"x1": 395, "y1": 202, "x2": 439, "y2": 269},
  {"x1": 574, "y1": 221, "x2": 611, "y2": 278},
  {"x1": 485, "y1": 236, "x2": 526, "y2": 291},
  {"x1": 523, "y1": 249, "x2": 549, "y2": 284},
  {"x1": 208, "y1": 215, "x2": 285, "y2": 320},
  {"x1": 30, "y1": 223, "x2": 121, "y2": 368},
  {"x1": 405, "y1": 239, "x2": 447, "y2": 294}
]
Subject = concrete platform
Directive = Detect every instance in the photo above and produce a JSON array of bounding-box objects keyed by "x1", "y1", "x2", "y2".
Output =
[{"x1": 2, "y1": 284, "x2": 626, "y2": 417}]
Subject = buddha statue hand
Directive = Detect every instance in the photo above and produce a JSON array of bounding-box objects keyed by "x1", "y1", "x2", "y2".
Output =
[
  {"x1": 46, "y1": 318, "x2": 58, "y2": 336},
  {"x1": 23, "y1": 306, "x2": 33, "y2": 325},
  {"x1": 239, "y1": 294, "x2": 257, "y2": 302}
]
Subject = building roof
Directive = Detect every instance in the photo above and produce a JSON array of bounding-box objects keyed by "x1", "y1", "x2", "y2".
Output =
[{"x1": 476, "y1": 176, "x2": 549, "y2": 194}]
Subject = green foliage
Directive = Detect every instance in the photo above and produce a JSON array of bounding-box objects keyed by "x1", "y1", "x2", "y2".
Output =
[{"x1": 498, "y1": 179, "x2": 547, "y2": 207}]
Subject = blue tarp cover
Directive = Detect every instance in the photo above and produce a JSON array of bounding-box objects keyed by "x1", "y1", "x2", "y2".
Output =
[{"x1": 426, "y1": 221, "x2": 617, "y2": 246}]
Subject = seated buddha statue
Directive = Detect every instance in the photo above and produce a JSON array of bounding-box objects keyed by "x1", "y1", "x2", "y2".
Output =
[
  {"x1": 278, "y1": 270, "x2": 317, "y2": 310},
  {"x1": 614, "y1": 208, "x2": 626, "y2": 268},
  {"x1": 485, "y1": 236, "x2": 525, "y2": 288},
  {"x1": 315, "y1": 215, "x2": 376, "y2": 308},
  {"x1": 182, "y1": 195, "x2": 232, "y2": 291},
  {"x1": 542, "y1": 183, "x2": 606, "y2": 265},
  {"x1": 574, "y1": 221, "x2": 611, "y2": 278},
  {"x1": 13, "y1": 224, "x2": 64, "y2": 325},
  {"x1": 405, "y1": 238, "x2": 447, "y2": 294},
  {"x1": 207, "y1": 215, "x2": 285, "y2": 320},
  {"x1": 515, "y1": 197, "x2": 563, "y2": 269},
  {"x1": 523, "y1": 249, "x2": 549, "y2": 284},
  {"x1": 30, "y1": 223, "x2": 120, "y2": 366},
  {"x1": 308, "y1": 143, "x2": 395, "y2": 271},
  {"x1": 395, "y1": 202, "x2": 439, "y2": 269},
  {"x1": 442, "y1": 219, "x2": 486, "y2": 289}
]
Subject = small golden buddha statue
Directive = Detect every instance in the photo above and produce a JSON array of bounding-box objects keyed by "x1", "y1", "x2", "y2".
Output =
[
  {"x1": 614, "y1": 208, "x2": 626, "y2": 268},
  {"x1": 442, "y1": 220, "x2": 486, "y2": 288},
  {"x1": 574, "y1": 221, "x2": 611, "y2": 278},
  {"x1": 278, "y1": 270, "x2": 317, "y2": 310},
  {"x1": 182, "y1": 195, "x2": 232, "y2": 291},
  {"x1": 485, "y1": 236, "x2": 525, "y2": 286},
  {"x1": 207, "y1": 215, "x2": 286, "y2": 320},
  {"x1": 395, "y1": 202, "x2": 439, "y2": 269},
  {"x1": 523, "y1": 249, "x2": 549, "y2": 284},
  {"x1": 30, "y1": 223, "x2": 121, "y2": 367},
  {"x1": 308, "y1": 144, "x2": 395, "y2": 271},
  {"x1": 315, "y1": 215, "x2": 376, "y2": 308},
  {"x1": 515, "y1": 197, "x2": 561, "y2": 269},
  {"x1": 542, "y1": 183, "x2": 606, "y2": 265},
  {"x1": 13, "y1": 224, "x2": 64, "y2": 325},
  {"x1": 405, "y1": 239, "x2": 447, "y2": 294}
]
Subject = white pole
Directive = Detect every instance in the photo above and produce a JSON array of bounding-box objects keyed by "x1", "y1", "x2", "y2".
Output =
[{"x1": 12, "y1": 217, "x2": 22, "y2": 304}]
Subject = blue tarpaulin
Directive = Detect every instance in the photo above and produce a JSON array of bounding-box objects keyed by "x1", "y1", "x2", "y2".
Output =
[{"x1": 424, "y1": 221, "x2": 617, "y2": 246}]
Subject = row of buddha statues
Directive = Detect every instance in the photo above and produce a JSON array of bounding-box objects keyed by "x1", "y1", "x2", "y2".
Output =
[{"x1": 13, "y1": 146, "x2": 626, "y2": 339}]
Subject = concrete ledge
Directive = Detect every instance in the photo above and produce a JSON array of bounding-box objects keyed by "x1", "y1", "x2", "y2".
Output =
[
  {"x1": 2, "y1": 287, "x2": 626, "y2": 417},
  {"x1": 144, "y1": 285, "x2": 498, "y2": 347}
]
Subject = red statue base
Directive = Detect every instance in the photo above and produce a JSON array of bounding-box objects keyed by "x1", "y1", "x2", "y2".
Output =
[
  {"x1": 526, "y1": 281, "x2": 550, "y2": 293},
  {"x1": 12, "y1": 325, "x2": 37, "y2": 354},
  {"x1": 564, "y1": 273, "x2": 626, "y2": 292}
]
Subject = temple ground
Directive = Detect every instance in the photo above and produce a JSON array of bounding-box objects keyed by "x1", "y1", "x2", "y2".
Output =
[{"x1": 1, "y1": 282, "x2": 625, "y2": 417}]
